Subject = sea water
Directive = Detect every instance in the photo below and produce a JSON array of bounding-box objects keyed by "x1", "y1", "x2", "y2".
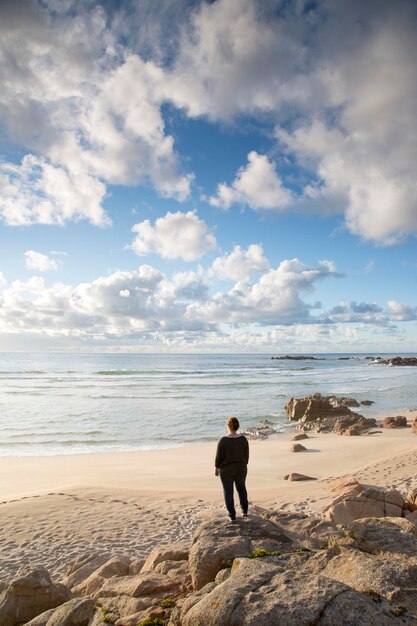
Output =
[{"x1": 0, "y1": 352, "x2": 416, "y2": 456}]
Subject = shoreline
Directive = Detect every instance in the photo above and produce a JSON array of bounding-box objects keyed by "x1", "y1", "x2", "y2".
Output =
[{"x1": 1, "y1": 409, "x2": 417, "y2": 584}]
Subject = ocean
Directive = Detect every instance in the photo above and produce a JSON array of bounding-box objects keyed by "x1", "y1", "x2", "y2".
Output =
[{"x1": 0, "y1": 352, "x2": 416, "y2": 457}]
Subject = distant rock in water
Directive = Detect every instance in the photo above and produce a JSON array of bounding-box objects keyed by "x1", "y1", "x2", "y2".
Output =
[
  {"x1": 242, "y1": 420, "x2": 277, "y2": 440},
  {"x1": 284, "y1": 393, "x2": 377, "y2": 435},
  {"x1": 271, "y1": 355, "x2": 324, "y2": 360},
  {"x1": 376, "y1": 356, "x2": 417, "y2": 366}
]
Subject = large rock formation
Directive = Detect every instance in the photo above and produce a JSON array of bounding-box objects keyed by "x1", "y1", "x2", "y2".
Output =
[
  {"x1": 4, "y1": 503, "x2": 417, "y2": 625},
  {"x1": 285, "y1": 393, "x2": 377, "y2": 434},
  {"x1": 188, "y1": 515, "x2": 297, "y2": 590},
  {"x1": 170, "y1": 512, "x2": 417, "y2": 625},
  {"x1": 0, "y1": 567, "x2": 70, "y2": 626}
]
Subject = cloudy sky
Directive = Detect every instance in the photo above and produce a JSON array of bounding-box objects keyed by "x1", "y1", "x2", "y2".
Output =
[{"x1": 0, "y1": 0, "x2": 416, "y2": 353}]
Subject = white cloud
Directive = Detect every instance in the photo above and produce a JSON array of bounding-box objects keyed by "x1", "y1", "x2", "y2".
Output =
[
  {"x1": 387, "y1": 300, "x2": 417, "y2": 322},
  {"x1": 0, "y1": 155, "x2": 108, "y2": 226},
  {"x1": 0, "y1": 272, "x2": 5, "y2": 287},
  {"x1": 25, "y1": 250, "x2": 59, "y2": 272},
  {"x1": 0, "y1": 1, "x2": 192, "y2": 227},
  {"x1": 187, "y1": 258, "x2": 339, "y2": 325},
  {"x1": 130, "y1": 211, "x2": 217, "y2": 261},
  {"x1": 210, "y1": 244, "x2": 269, "y2": 281},
  {"x1": 209, "y1": 152, "x2": 292, "y2": 211}
]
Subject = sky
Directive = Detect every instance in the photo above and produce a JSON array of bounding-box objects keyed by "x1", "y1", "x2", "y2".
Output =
[{"x1": 0, "y1": 0, "x2": 417, "y2": 353}]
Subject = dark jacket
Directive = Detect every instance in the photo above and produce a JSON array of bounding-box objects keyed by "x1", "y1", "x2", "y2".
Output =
[{"x1": 215, "y1": 434, "x2": 249, "y2": 477}]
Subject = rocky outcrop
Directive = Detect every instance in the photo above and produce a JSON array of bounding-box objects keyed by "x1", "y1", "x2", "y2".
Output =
[
  {"x1": 176, "y1": 557, "x2": 396, "y2": 626},
  {"x1": 285, "y1": 393, "x2": 376, "y2": 434},
  {"x1": 376, "y1": 357, "x2": 417, "y2": 366},
  {"x1": 0, "y1": 567, "x2": 70, "y2": 626},
  {"x1": 382, "y1": 415, "x2": 408, "y2": 428},
  {"x1": 188, "y1": 515, "x2": 297, "y2": 590},
  {"x1": 6, "y1": 502, "x2": 417, "y2": 626}
]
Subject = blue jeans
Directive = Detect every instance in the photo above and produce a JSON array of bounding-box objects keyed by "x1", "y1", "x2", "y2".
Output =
[{"x1": 220, "y1": 473, "x2": 248, "y2": 519}]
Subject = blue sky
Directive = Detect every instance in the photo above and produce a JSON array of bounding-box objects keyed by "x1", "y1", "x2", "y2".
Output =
[{"x1": 0, "y1": 0, "x2": 417, "y2": 353}]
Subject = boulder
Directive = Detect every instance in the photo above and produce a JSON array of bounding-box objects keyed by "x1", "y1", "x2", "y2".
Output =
[
  {"x1": 284, "y1": 472, "x2": 317, "y2": 481},
  {"x1": 25, "y1": 598, "x2": 95, "y2": 626},
  {"x1": 71, "y1": 555, "x2": 131, "y2": 596},
  {"x1": 329, "y1": 477, "x2": 362, "y2": 494},
  {"x1": 141, "y1": 541, "x2": 189, "y2": 572},
  {"x1": 97, "y1": 570, "x2": 185, "y2": 600},
  {"x1": 407, "y1": 487, "x2": 417, "y2": 509},
  {"x1": 177, "y1": 557, "x2": 396, "y2": 626},
  {"x1": 291, "y1": 433, "x2": 309, "y2": 440},
  {"x1": 361, "y1": 400, "x2": 375, "y2": 405},
  {"x1": 188, "y1": 515, "x2": 296, "y2": 590},
  {"x1": 347, "y1": 517, "x2": 417, "y2": 557},
  {"x1": 0, "y1": 567, "x2": 70, "y2": 626},
  {"x1": 405, "y1": 510, "x2": 417, "y2": 527},
  {"x1": 263, "y1": 510, "x2": 344, "y2": 550},
  {"x1": 382, "y1": 415, "x2": 408, "y2": 428},
  {"x1": 412, "y1": 417, "x2": 417, "y2": 434},
  {"x1": 290, "y1": 443, "x2": 307, "y2": 452},
  {"x1": 323, "y1": 487, "x2": 405, "y2": 526},
  {"x1": 317, "y1": 545, "x2": 417, "y2": 607},
  {"x1": 63, "y1": 552, "x2": 112, "y2": 589}
]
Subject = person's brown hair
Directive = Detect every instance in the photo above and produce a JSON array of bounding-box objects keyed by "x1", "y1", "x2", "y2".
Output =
[{"x1": 227, "y1": 416, "x2": 240, "y2": 431}]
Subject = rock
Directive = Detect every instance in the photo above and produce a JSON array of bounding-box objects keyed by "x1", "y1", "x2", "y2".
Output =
[
  {"x1": 241, "y1": 424, "x2": 277, "y2": 439},
  {"x1": 316, "y1": 544, "x2": 417, "y2": 608},
  {"x1": 361, "y1": 400, "x2": 375, "y2": 405},
  {"x1": 284, "y1": 393, "x2": 376, "y2": 435},
  {"x1": 291, "y1": 433, "x2": 309, "y2": 440},
  {"x1": 71, "y1": 555, "x2": 131, "y2": 596},
  {"x1": 407, "y1": 487, "x2": 417, "y2": 509},
  {"x1": 347, "y1": 517, "x2": 417, "y2": 556},
  {"x1": 25, "y1": 598, "x2": 95, "y2": 626},
  {"x1": 188, "y1": 515, "x2": 296, "y2": 590},
  {"x1": 24, "y1": 608, "x2": 56, "y2": 626},
  {"x1": 382, "y1": 415, "x2": 408, "y2": 428},
  {"x1": 63, "y1": 552, "x2": 112, "y2": 589},
  {"x1": 376, "y1": 357, "x2": 417, "y2": 366},
  {"x1": 128, "y1": 559, "x2": 145, "y2": 575},
  {"x1": 329, "y1": 477, "x2": 362, "y2": 494},
  {"x1": 178, "y1": 557, "x2": 395, "y2": 626},
  {"x1": 97, "y1": 570, "x2": 185, "y2": 600},
  {"x1": 405, "y1": 510, "x2": 417, "y2": 527},
  {"x1": 141, "y1": 542, "x2": 189, "y2": 573},
  {"x1": 412, "y1": 417, "x2": 417, "y2": 434},
  {"x1": 263, "y1": 510, "x2": 344, "y2": 550},
  {"x1": 363, "y1": 430, "x2": 383, "y2": 435},
  {"x1": 323, "y1": 487, "x2": 405, "y2": 526},
  {"x1": 284, "y1": 472, "x2": 317, "y2": 481},
  {"x1": 290, "y1": 443, "x2": 307, "y2": 452},
  {"x1": 0, "y1": 567, "x2": 70, "y2": 626},
  {"x1": 271, "y1": 355, "x2": 324, "y2": 360}
]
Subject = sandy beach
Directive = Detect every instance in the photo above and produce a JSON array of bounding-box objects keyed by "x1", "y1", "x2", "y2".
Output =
[{"x1": 1, "y1": 410, "x2": 417, "y2": 585}]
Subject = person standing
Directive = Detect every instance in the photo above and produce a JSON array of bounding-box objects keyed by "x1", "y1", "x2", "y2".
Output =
[{"x1": 215, "y1": 416, "x2": 249, "y2": 521}]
